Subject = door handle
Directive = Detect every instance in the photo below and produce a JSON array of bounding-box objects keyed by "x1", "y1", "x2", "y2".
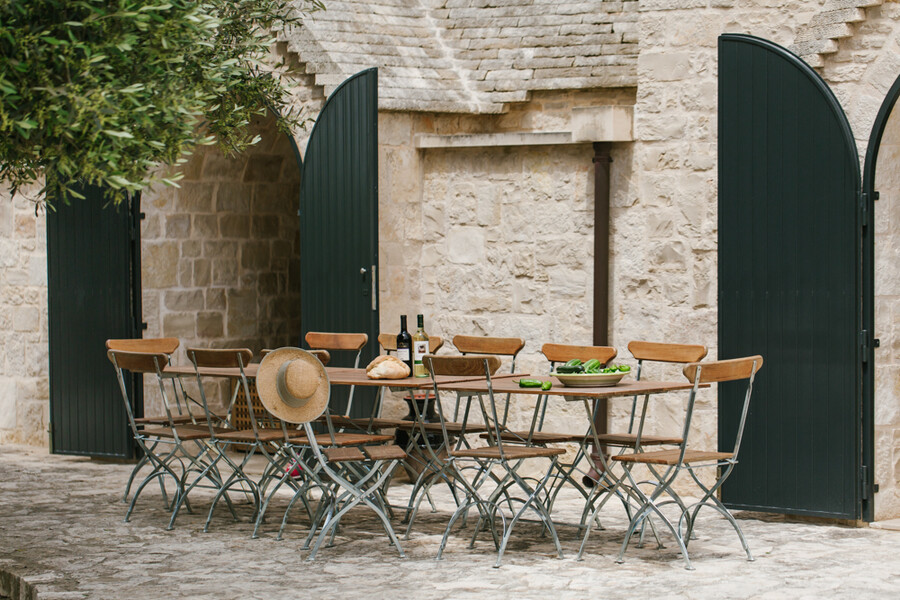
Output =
[
  {"x1": 371, "y1": 264, "x2": 377, "y2": 311},
  {"x1": 360, "y1": 267, "x2": 367, "y2": 275}
]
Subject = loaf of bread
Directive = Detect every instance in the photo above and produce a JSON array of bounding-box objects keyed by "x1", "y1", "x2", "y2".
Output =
[{"x1": 365, "y1": 355, "x2": 411, "y2": 379}]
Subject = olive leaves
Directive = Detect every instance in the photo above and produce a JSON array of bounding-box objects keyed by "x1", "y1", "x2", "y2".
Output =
[{"x1": 0, "y1": 0, "x2": 324, "y2": 206}]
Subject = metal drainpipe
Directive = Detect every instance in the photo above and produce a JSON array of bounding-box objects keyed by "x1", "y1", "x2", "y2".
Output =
[{"x1": 586, "y1": 141, "x2": 612, "y2": 485}]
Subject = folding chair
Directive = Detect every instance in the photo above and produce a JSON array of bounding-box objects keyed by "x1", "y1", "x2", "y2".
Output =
[
  {"x1": 581, "y1": 355, "x2": 764, "y2": 570},
  {"x1": 305, "y1": 332, "x2": 367, "y2": 416},
  {"x1": 106, "y1": 349, "x2": 232, "y2": 526},
  {"x1": 106, "y1": 337, "x2": 188, "y2": 503},
  {"x1": 481, "y1": 343, "x2": 619, "y2": 520},
  {"x1": 254, "y1": 347, "x2": 407, "y2": 559},
  {"x1": 452, "y1": 335, "x2": 524, "y2": 427},
  {"x1": 167, "y1": 347, "x2": 290, "y2": 532},
  {"x1": 424, "y1": 354, "x2": 565, "y2": 568}
]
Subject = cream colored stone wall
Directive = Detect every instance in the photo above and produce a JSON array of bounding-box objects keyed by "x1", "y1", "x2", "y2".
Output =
[
  {"x1": 874, "y1": 97, "x2": 900, "y2": 519},
  {"x1": 0, "y1": 185, "x2": 48, "y2": 446},
  {"x1": 139, "y1": 113, "x2": 303, "y2": 416}
]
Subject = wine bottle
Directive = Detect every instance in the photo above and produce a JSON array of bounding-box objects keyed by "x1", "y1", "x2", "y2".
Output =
[
  {"x1": 396, "y1": 315, "x2": 413, "y2": 373},
  {"x1": 412, "y1": 314, "x2": 430, "y2": 377}
]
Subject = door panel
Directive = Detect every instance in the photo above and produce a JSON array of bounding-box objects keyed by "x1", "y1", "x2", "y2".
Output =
[
  {"x1": 718, "y1": 34, "x2": 861, "y2": 519},
  {"x1": 47, "y1": 185, "x2": 141, "y2": 458},
  {"x1": 299, "y1": 69, "x2": 379, "y2": 417}
]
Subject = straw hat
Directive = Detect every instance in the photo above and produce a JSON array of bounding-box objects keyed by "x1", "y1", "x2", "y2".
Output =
[{"x1": 256, "y1": 347, "x2": 330, "y2": 424}]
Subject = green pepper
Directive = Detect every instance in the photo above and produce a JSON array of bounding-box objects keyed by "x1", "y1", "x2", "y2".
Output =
[
  {"x1": 518, "y1": 379, "x2": 543, "y2": 388},
  {"x1": 618, "y1": 365, "x2": 631, "y2": 372},
  {"x1": 541, "y1": 381, "x2": 552, "y2": 391}
]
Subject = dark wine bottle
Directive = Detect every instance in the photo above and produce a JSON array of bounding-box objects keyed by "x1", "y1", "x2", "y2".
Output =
[{"x1": 396, "y1": 315, "x2": 413, "y2": 373}]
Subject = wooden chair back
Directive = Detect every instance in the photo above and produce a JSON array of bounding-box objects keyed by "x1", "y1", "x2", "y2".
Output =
[
  {"x1": 541, "y1": 343, "x2": 617, "y2": 365},
  {"x1": 426, "y1": 355, "x2": 502, "y2": 377},
  {"x1": 305, "y1": 332, "x2": 368, "y2": 352},
  {"x1": 106, "y1": 337, "x2": 179, "y2": 355},
  {"x1": 452, "y1": 335, "x2": 524, "y2": 358},
  {"x1": 187, "y1": 348, "x2": 253, "y2": 369},
  {"x1": 378, "y1": 333, "x2": 444, "y2": 354},
  {"x1": 261, "y1": 348, "x2": 330, "y2": 365},
  {"x1": 627, "y1": 341, "x2": 708, "y2": 364},
  {"x1": 107, "y1": 349, "x2": 169, "y2": 374},
  {"x1": 683, "y1": 356, "x2": 763, "y2": 384}
]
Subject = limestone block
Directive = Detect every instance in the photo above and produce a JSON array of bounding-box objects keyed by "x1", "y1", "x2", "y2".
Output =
[
  {"x1": 142, "y1": 243, "x2": 179, "y2": 288},
  {"x1": 244, "y1": 155, "x2": 285, "y2": 183},
  {"x1": 874, "y1": 365, "x2": 900, "y2": 425},
  {"x1": 16, "y1": 399, "x2": 46, "y2": 445},
  {"x1": 13, "y1": 307, "x2": 39, "y2": 332},
  {"x1": 164, "y1": 290, "x2": 204, "y2": 312},
  {"x1": 0, "y1": 239, "x2": 16, "y2": 267},
  {"x1": 177, "y1": 183, "x2": 214, "y2": 213},
  {"x1": 165, "y1": 214, "x2": 191, "y2": 238},
  {"x1": 638, "y1": 52, "x2": 693, "y2": 81},
  {"x1": 251, "y1": 216, "x2": 280, "y2": 239},
  {"x1": 163, "y1": 312, "x2": 197, "y2": 338},
  {"x1": 216, "y1": 184, "x2": 253, "y2": 213},
  {"x1": 206, "y1": 288, "x2": 226, "y2": 311},
  {"x1": 197, "y1": 312, "x2": 225, "y2": 338},
  {"x1": 571, "y1": 106, "x2": 634, "y2": 142},
  {"x1": 211, "y1": 259, "x2": 238, "y2": 286},
  {"x1": 202, "y1": 154, "x2": 247, "y2": 181},
  {"x1": 549, "y1": 268, "x2": 587, "y2": 298},
  {"x1": 226, "y1": 289, "x2": 259, "y2": 338},
  {"x1": 192, "y1": 214, "x2": 219, "y2": 238},
  {"x1": 253, "y1": 183, "x2": 297, "y2": 214},
  {"x1": 241, "y1": 241, "x2": 271, "y2": 270},
  {"x1": 0, "y1": 377, "x2": 15, "y2": 429}
]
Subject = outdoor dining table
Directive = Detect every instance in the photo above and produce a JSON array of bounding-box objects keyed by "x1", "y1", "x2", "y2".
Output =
[{"x1": 432, "y1": 375, "x2": 703, "y2": 537}]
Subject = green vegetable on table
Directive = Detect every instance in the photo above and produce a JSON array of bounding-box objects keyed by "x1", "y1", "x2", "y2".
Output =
[
  {"x1": 518, "y1": 379, "x2": 553, "y2": 390},
  {"x1": 518, "y1": 379, "x2": 544, "y2": 388}
]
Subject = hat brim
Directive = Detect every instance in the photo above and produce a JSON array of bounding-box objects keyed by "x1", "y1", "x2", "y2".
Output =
[{"x1": 256, "y1": 347, "x2": 330, "y2": 424}]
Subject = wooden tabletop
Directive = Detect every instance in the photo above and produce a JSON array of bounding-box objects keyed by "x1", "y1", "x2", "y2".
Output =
[
  {"x1": 163, "y1": 364, "x2": 525, "y2": 389},
  {"x1": 435, "y1": 376, "x2": 698, "y2": 400}
]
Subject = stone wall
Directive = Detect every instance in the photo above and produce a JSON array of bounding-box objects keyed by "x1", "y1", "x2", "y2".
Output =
[
  {"x1": 874, "y1": 97, "x2": 900, "y2": 520},
  {"x1": 0, "y1": 185, "x2": 47, "y2": 446},
  {"x1": 139, "y1": 113, "x2": 303, "y2": 416}
]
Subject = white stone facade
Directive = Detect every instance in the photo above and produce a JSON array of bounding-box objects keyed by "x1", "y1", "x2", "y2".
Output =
[{"x1": 2, "y1": 0, "x2": 900, "y2": 519}]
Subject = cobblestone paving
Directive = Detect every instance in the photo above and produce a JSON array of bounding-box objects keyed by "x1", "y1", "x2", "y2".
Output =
[{"x1": 2, "y1": 445, "x2": 899, "y2": 599}]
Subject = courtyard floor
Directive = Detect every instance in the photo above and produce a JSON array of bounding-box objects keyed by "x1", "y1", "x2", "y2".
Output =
[{"x1": 2, "y1": 444, "x2": 899, "y2": 599}]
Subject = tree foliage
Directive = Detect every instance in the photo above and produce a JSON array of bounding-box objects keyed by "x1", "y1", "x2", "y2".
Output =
[{"x1": 0, "y1": 0, "x2": 323, "y2": 205}]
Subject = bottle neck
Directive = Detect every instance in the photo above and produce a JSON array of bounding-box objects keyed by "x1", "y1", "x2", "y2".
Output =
[{"x1": 400, "y1": 316, "x2": 408, "y2": 331}]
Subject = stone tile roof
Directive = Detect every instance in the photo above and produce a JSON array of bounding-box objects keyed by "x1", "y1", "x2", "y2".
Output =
[{"x1": 281, "y1": 0, "x2": 638, "y2": 114}]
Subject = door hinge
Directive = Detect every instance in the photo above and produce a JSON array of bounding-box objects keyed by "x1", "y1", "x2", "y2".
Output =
[
  {"x1": 860, "y1": 330, "x2": 869, "y2": 363},
  {"x1": 861, "y1": 465, "x2": 871, "y2": 500},
  {"x1": 860, "y1": 192, "x2": 869, "y2": 231}
]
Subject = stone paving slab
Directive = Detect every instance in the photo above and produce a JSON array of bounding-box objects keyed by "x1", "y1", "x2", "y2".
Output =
[{"x1": 2, "y1": 444, "x2": 899, "y2": 599}]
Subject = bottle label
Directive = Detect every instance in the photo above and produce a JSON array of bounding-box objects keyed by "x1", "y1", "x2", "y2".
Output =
[
  {"x1": 397, "y1": 348, "x2": 410, "y2": 361},
  {"x1": 413, "y1": 341, "x2": 428, "y2": 363}
]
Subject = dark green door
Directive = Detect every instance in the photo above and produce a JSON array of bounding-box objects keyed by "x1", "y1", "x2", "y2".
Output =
[
  {"x1": 299, "y1": 68, "x2": 379, "y2": 417},
  {"x1": 718, "y1": 34, "x2": 863, "y2": 519},
  {"x1": 47, "y1": 185, "x2": 142, "y2": 458}
]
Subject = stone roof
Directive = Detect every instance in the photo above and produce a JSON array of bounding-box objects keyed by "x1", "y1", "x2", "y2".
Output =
[{"x1": 281, "y1": 0, "x2": 638, "y2": 114}]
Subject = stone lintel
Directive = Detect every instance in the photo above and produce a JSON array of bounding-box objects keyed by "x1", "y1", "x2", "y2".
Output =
[
  {"x1": 570, "y1": 105, "x2": 634, "y2": 142},
  {"x1": 414, "y1": 131, "x2": 574, "y2": 149},
  {"x1": 414, "y1": 106, "x2": 634, "y2": 148}
]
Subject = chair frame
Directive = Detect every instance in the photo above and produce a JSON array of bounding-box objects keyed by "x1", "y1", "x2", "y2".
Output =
[
  {"x1": 578, "y1": 355, "x2": 763, "y2": 570},
  {"x1": 107, "y1": 349, "x2": 233, "y2": 526},
  {"x1": 421, "y1": 354, "x2": 565, "y2": 568}
]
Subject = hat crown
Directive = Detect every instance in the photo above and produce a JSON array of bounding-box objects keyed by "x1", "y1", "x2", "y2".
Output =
[{"x1": 283, "y1": 360, "x2": 319, "y2": 399}]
